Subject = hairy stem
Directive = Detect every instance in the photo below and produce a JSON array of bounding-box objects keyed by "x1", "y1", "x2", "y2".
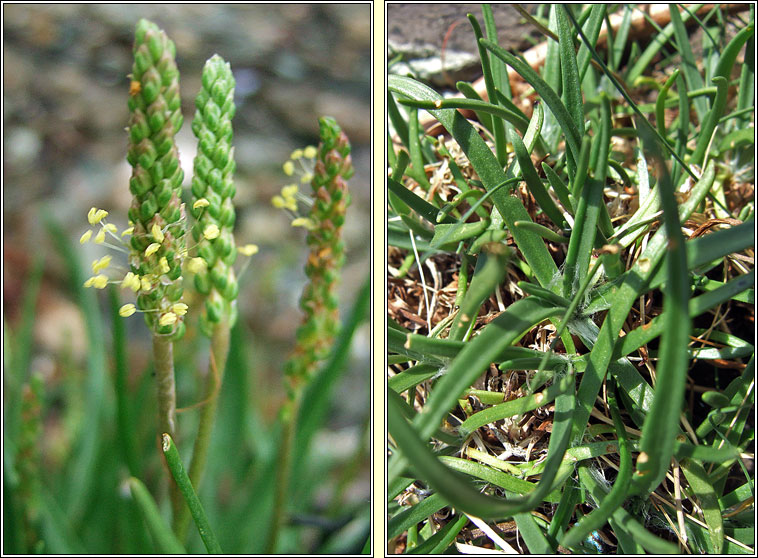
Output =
[
  {"x1": 153, "y1": 335, "x2": 177, "y2": 439},
  {"x1": 152, "y1": 334, "x2": 182, "y2": 520}
]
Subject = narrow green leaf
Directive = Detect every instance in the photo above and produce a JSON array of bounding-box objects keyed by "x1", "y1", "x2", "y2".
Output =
[
  {"x1": 577, "y1": 466, "x2": 679, "y2": 554},
  {"x1": 44, "y1": 216, "x2": 108, "y2": 521},
  {"x1": 161, "y1": 434, "x2": 223, "y2": 554},
  {"x1": 458, "y1": 375, "x2": 572, "y2": 438},
  {"x1": 389, "y1": 75, "x2": 559, "y2": 288},
  {"x1": 630, "y1": 122, "x2": 691, "y2": 497},
  {"x1": 515, "y1": 512, "x2": 554, "y2": 554},
  {"x1": 449, "y1": 244, "x2": 512, "y2": 340},
  {"x1": 128, "y1": 478, "x2": 186, "y2": 554},
  {"x1": 468, "y1": 12, "x2": 508, "y2": 167},
  {"x1": 413, "y1": 296, "x2": 562, "y2": 441},
  {"x1": 561, "y1": 380, "x2": 632, "y2": 549},
  {"x1": 480, "y1": 39, "x2": 582, "y2": 164},
  {"x1": 557, "y1": 5, "x2": 584, "y2": 134},
  {"x1": 430, "y1": 221, "x2": 490, "y2": 249},
  {"x1": 389, "y1": 393, "x2": 572, "y2": 518},
  {"x1": 407, "y1": 106, "x2": 431, "y2": 189},
  {"x1": 407, "y1": 513, "x2": 467, "y2": 554},
  {"x1": 388, "y1": 177, "x2": 455, "y2": 226},
  {"x1": 647, "y1": 220, "x2": 755, "y2": 291},
  {"x1": 387, "y1": 493, "x2": 447, "y2": 541},
  {"x1": 482, "y1": 3, "x2": 511, "y2": 111},
  {"x1": 655, "y1": 69, "x2": 681, "y2": 137},
  {"x1": 673, "y1": 72, "x2": 691, "y2": 184},
  {"x1": 388, "y1": 91, "x2": 409, "y2": 148},
  {"x1": 614, "y1": 269, "x2": 755, "y2": 359},
  {"x1": 511, "y1": 127, "x2": 565, "y2": 227},
  {"x1": 514, "y1": 221, "x2": 569, "y2": 244},
  {"x1": 109, "y1": 287, "x2": 139, "y2": 478},
  {"x1": 626, "y1": 4, "x2": 705, "y2": 84},
  {"x1": 388, "y1": 327, "x2": 461, "y2": 362},
  {"x1": 575, "y1": 4, "x2": 606, "y2": 81},
  {"x1": 456, "y1": 81, "x2": 494, "y2": 132},
  {"x1": 398, "y1": 98, "x2": 529, "y2": 134},
  {"x1": 611, "y1": 7, "x2": 633, "y2": 70},
  {"x1": 564, "y1": 8, "x2": 698, "y2": 181},
  {"x1": 388, "y1": 364, "x2": 440, "y2": 394},
  {"x1": 681, "y1": 458, "x2": 724, "y2": 553},
  {"x1": 542, "y1": 162, "x2": 575, "y2": 214},
  {"x1": 691, "y1": 75, "x2": 730, "y2": 167},
  {"x1": 669, "y1": 5, "x2": 708, "y2": 122}
]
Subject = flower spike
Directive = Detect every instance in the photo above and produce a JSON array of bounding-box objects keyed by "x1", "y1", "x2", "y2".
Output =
[
  {"x1": 189, "y1": 54, "x2": 239, "y2": 335},
  {"x1": 126, "y1": 18, "x2": 187, "y2": 338},
  {"x1": 284, "y1": 116, "x2": 353, "y2": 401}
]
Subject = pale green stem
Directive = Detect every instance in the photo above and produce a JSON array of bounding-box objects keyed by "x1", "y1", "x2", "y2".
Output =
[
  {"x1": 174, "y1": 320, "x2": 231, "y2": 539},
  {"x1": 264, "y1": 396, "x2": 299, "y2": 554}
]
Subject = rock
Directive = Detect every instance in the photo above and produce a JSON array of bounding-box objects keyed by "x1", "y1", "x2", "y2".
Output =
[{"x1": 388, "y1": 4, "x2": 540, "y2": 86}]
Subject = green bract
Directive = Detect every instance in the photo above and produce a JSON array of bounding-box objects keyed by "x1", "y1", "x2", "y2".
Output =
[
  {"x1": 126, "y1": 18, "x2": 186, "y2": 338},
  {"x1": 190, "y1": 54, "x2": 238, "y2": 335}
]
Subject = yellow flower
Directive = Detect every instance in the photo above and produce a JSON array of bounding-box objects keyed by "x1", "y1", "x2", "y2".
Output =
[
  {"x1": 159, "y1": 257, "x2": 170, "y2": 274},
  {"x1": 140, "y1": 276, "x2": 152, "y2": 292},
  {"x1": 281, "y1": 184, "x2": 298, "y2": 199},
  {"x1": 203, "y1": 224, "x2": 220, "y2": 240},
  {"x1": 187, "y1": 257, "x2": 207, "y2": 274},
  {"x1": 94, "y1": 229, "x2": 106, "y2": 244},
  {"x1": 238, "y1": 244, "x2": 259, "y2": 256},
  {"x1": 158, "y1": 312, "x2": 177, "y2": 327},
  {"x1": 272, "y1": 195, "x2": 286, "y2": 209},
  {"x1": 92, "y1": 274, "x2": 109, "y2": 289},
  {"x1": 151, "y1": 223, "x2": 164, "y2": 243},
  {"x1": 283, "y1": 161, "x2": 295, "y2": 176},
  {"x1": 121, "y1": 271, "x2": 140, "y2": 292},
  {"x1": 303, "y1": 145, "x2": 317, "y2": 159},
  {"x1": 102, "y1": 223, "x2": 117, "y2": 235},
  {"x1": 171, "y1": 303, "x2": 188, "y2": 316},
  {"x1": 83, "y1": 277, "x2": 95, "y2": 288},
  {"x1": 80, "y1": 230, "x2": 93, "y2": 244},
  {"x1": 145, "y1": 243, "x2": 161, "y2": 257},
  {"x1": 193, "y1": 198, "x2": 210, "y2": 209},
  {"x1": 121, "y1": 226, "x2": 134, "y2": 237},
  {"x1": 300, "y1": 173, "x2": 313, "y2": 184},
  {"x1": 92, "y1": 255, "x2": 112, "y2": 274},
  {"x1": 119, "y1": 303, "x2": 137, "y2": 317},
  {"x1": 291, "y1": 217, "x2": 316, "y2": 230},
  {"x1": 88, "y1": 207, "x2": 108, "y2": 225},
  {"x1": 290, "y1": 148, "x2": 304, "y2": 160}
]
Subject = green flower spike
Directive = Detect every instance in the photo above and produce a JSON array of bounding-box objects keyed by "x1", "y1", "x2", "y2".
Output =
[
  {"x1": 189, "y1": 54, "x2": 238, "y2": 335},
  {"x1": 285, "y1": 116, "x2": 354, "y2": 401},
  {"x1": 126, "y1": 18, "x2": 187, "y2": 339},
  {"x1": 267, "y1": 116, "x2": 353, "y2": 554}
]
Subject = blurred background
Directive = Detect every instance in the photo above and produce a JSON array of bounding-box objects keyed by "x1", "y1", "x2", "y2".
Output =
[{"x1": 3, "y1": 3, "x2": 370, "y2": 554}]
